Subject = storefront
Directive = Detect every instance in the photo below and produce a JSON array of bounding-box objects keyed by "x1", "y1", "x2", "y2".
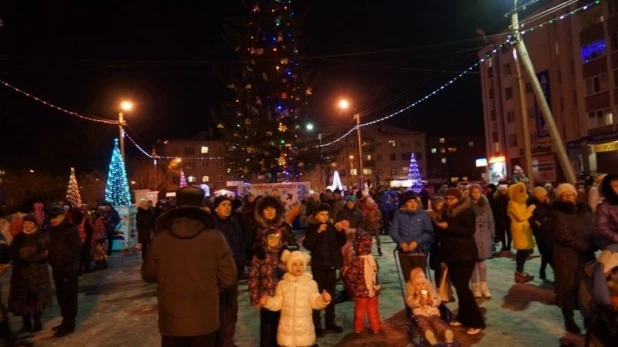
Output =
[
  {"x1": 487, "y1": 156, "x2": 507, "y2": 184},
  {"x1": 593, "y1": 141, "x2": 618, "y2": 174}
]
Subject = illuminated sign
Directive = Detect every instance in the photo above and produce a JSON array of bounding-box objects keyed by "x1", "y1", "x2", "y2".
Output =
[{"x1": 476, "y1": 158, "x2": 488, "y2": 167}]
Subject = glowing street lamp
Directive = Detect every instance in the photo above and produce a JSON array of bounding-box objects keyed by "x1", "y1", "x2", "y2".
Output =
[
  {"x1": 338, "y1": 99, "x2": 350, "y2": 110},
  {"x1": 337, "y1": 98, "x2": 364, "y2": 190},
  {"x1": 306, "y1": 123, "x2": 314, "y2": 131},
  {"x1": 118, "y1": 100, "x2": 134, "y2": 162}
]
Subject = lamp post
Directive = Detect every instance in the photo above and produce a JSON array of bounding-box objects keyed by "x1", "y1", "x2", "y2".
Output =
[
  {"x1": 118, "y1": 101, "x2": 133, "y2": 162},
  {"x1": 338, "y1": 99, "x2": 364, "y2": 190}
]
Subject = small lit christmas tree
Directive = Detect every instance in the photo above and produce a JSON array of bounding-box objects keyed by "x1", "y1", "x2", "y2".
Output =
[
  {"x1": 66, "y1": 167, "x2": 82, "y2": 207},
  {"x1": 179, "y1": 170, "x2": 187, "y2": 188},
  {"x1": 408, "y1": 152, "x2": 423, "y2": 193},
  {"x1": 105, "y1": 139, "x2": 132, "y2": 206},
  {"x1": 332, "y1": 170, "x2": 342, "y2": 191}
]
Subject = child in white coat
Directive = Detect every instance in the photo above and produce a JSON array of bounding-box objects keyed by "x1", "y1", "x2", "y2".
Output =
[{"x1": 260, "y1": 250, "x2": 331, "y2": 347}]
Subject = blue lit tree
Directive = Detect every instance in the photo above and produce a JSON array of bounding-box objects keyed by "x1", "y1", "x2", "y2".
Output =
[
  {"x1": 408, "y1": 152, "x2": 423, "y2": 193},
  {"x1": 105, "y1": 139, "x2": 132, "y2": 205}
]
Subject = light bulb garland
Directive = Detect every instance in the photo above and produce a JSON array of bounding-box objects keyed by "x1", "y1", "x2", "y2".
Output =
[
  {"x1": 104, "y1": 138, "x2": 132, "y2": 206},
  {"x1": 317, "y1": 0, "x2": 599, "y2": 148}
]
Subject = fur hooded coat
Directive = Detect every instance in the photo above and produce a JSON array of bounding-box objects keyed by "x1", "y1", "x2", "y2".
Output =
[
  {"x1": 251, "y1": 196, "x2": 297, "y2": 260},
  {"x1": 508, "y1": 182, "x2": 535, "y2": 250},
  {"x1": 435, "y1": 197, "x2": 478, "y2": 263},
  {"x1": 471, "y1": 195, "x2": 495, "y2": 260}
]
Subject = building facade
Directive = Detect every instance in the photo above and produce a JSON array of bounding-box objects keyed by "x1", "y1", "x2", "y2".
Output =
[
  {"x1": 322, "y1": 124, "x2": 427, "y2": 188},
  {"x1": 479, "y1": 0, "x2": 618, "y2": 183},
  {"x1": 426, "y1": 135, "x2": 486, "y2": 182}
]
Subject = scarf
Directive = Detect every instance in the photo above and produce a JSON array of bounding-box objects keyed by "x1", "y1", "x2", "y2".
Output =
[{"x1": 359, "y1": 254, "x2": 380, "y2": 297}]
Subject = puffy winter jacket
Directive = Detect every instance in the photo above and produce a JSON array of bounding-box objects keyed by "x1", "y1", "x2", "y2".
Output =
[
  {"x1": 303, "y1": 218, "x2": 346, "y2": 271},
  {"x1": 264, "y1": 272, "x2": 329, "y2": 347},
  {"x1": 390, "y1": 208, "x2": 433, "y2": 254},
  {"x1": 595, "y1": 200, "x2": 618, "y2": 249}
]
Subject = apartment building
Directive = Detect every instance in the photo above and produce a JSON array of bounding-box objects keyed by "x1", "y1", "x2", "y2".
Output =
[
  {"x1": 427, "y1": 135, "x2": 486, "y2": 182},
  {"x1": 322, "y1": 124, "x2": 427, "y2": 188},
  {"x1": 479, "y1": 0, "x2": 618, "y2": 181}
]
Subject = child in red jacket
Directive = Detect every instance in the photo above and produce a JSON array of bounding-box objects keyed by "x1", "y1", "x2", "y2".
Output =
[{"x1": 346, "y1": 232, "x2": 381, "y2": 334}]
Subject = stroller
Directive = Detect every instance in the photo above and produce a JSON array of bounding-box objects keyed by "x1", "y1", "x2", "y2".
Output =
[
  {"x1": 394, "y1": 249, "x2": 458, "y2": 347},
  {"x1": 579, "y1": 244, "x2": 618, "y2": 347}
]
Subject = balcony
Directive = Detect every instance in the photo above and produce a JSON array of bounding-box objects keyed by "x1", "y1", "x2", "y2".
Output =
[{"x1": 363, "y1": 160, "x2": 376, "y2": 167}]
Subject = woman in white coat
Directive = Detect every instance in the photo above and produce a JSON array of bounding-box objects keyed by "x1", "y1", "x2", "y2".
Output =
[{"x1": 261, "y1": 250, "x2": 331, "y2": 347}]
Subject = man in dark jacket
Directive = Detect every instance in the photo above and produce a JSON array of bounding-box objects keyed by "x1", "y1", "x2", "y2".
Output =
[
  {"x1": 142, "y1": 186, "x2": 237, "y2": 347},
  {"x1": 47, "y1": 207, "x2": 82, "y2": 337},
  {"x1": 136, "y1": 201, "x2": 155, "y2": 260},
  {"x1": 213, "y1": 195, "x2": 245, "y2": 347},
  {"x1": 335, "y1": 195, "x2": 365, "y2": 231},
  {"x1": 303, "y1": 203, "x2": 346, "y2": 336},
  {"x1": 104, "y1": 202, "x2": 121, "y2": 256}
]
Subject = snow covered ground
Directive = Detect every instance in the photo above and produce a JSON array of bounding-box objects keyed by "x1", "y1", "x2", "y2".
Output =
[{"x1": 0, "y1": 234, "x2": 587, "y2": 347}]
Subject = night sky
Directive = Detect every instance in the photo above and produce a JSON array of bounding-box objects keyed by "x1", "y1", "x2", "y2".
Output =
[{"x1": 0, "y1": 0, "x2": 545, "y2": 174}]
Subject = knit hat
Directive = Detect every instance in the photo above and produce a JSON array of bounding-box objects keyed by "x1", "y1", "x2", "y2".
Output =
[
  {"x1": 316, "y1": 203, "x2": 331, "y2": 214},
  {"x1": 445, "y1": 188, "x2": 462, "y2": 200},
  {"x1": 213, "y1": 195, "x2": 231, "y2": 210},
  {"x1": 176, "y1": 186, "x2": 205, "y2": 207},
  {"x1": 400, "y1": 191, "x2": 419, "y2": 206},
  {"x1": 532, "y1": 186, "x2": 548, "y2": 200},
  {"x1": 47, "y1": 207, "x2": 65, "y2": 219},
  {"x1": 345, "y1": 195, "x2": 357, "y2": 203},
  {"x1": 555, "y1": 183, "x2": 577, "y2": 199},
  {"x1": 280, "y1": 250, "x2": 311, "y2": 274},
  {"x1": 469, "y1": 183, "x2": 482, "y2": 193},
  {"x1": 22, "y1": 214, "x2": 37, "y2": 224}
]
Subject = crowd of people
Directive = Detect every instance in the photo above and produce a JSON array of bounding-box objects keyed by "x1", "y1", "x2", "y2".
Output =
[{"x1": 0, "y1": 171, "x2": 617, "y2": 346}]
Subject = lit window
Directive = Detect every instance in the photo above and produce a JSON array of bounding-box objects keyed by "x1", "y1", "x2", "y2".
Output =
[
  {"x1": 441, "y1": 158, "x2": 447, "y2": 164},
  {"x1": 188, "y1": 176, "x2": 196, "y2": 183},
  {"x1": 349, "y1": 155, "x2": 354, "y2": 159},
  {"x1": 431, "y1": 148, "x2": 437, "y2": 154},
  {"x1": 362, "y1": 168, "x2": 373, "y2": 175},
  {"x1": 200, "y1": 146, "x2": 209, "y2": 154},
  {"x1": 440, "y1": 148, "x2": 446, "y2": 153},
  {"x1": 388, "y1": 140, "x2": 396, "y2": 147},
  {"x1": 468, "y1": 141, "x2": 474, "y2": 147},
  {"x1": 351, "y1": 169, "x2": 358, "y2": 176},
  {"x1": 366, "y1": 154, "x2": 372, "y2": 160},
  {"x1": 202, "y1": 176, "x2": 209, "y2": 183},
  {"x1": 448, "y1": 147, "x2": 457, "y2": 153},
  {"x1": 439, "y1": 138, "x2": 445, "y2": 143}
]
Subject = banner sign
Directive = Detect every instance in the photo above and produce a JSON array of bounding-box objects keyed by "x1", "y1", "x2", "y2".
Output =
[
  {"x1": 534, "y1": 70, "x2": 551, "y2": 138},
  {"x1": 239, "y1": 182, "x2": 311, "y2": 212},
  {"x1": 532, "y1": 154, "x2": 556, "y2": 182}
]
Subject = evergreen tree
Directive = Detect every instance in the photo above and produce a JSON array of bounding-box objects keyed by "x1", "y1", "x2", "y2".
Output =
[
  {"x1": 179, "y1": 170, "x2": 187, "y2": 188},
  {"x1": 408, "y1": 152, "x2": 423, "y2": 193},
  {"x1": 66, "y1": 167, "x2": 82, "y2": 207},
  {"x1": 217, "y1": 0, "x2": 323, "y2": 182},
  {"x1": 105, "y1": 139, "x2": 132, "y2": 205}
]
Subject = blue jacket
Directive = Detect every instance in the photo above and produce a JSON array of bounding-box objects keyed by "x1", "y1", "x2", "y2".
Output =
[{"x1": 390, "y1": 208, "x2": 434, "y2": 254}]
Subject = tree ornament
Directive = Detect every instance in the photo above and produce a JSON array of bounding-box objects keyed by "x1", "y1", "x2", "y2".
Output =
[
  {"x1": 281, "y1": 92, "x2": 287, "y2": 99},
  {"x1": 245, "y1": 84, "x2": 252, "y2": 90},
  {"x1": 266, "y1": 131, "x2": 273, "y2": 136},
  {"x1": 305, "y1": 87, "x2": 312, "y2": 95},
  {"x1": 217, "y1": 123, "x2": 225, "y2": 129},
  {"x1": 278, "y1": 122, "x2": 288, "y2": 132},
  {"x1": 262, "y1": 72, "x2": 268, "y2": 81},
  {"x1": 244, "y1": 118, "x2": 252, "y2": 125},
  {"x1": 257, "y1": 48, "x2": 264, "y2": 55},
  {"x1": 227, "y1": 84, "x2": 235, "y2": 89},
  {"x1": 252, "y1": 4, "x2": 260, "y2": 12},
  {"x1": 280, "y1": 58, "x2": 289, "y2": 65},
  {"x1": 255, "y1": 96, "x2": 262, "y2": 105},
  {"x1": 235, "y1": 46, "x2": 241, "y2": 52}
]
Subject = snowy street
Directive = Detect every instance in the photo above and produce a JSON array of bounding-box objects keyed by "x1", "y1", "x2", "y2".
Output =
[{"x1": 1, "y1": 235, "x2": 586, "y2": 347}]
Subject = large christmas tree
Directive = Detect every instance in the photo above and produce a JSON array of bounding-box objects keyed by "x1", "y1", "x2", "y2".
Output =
[
  {"x1": 105, "y1": 139, "x2": 132, "y2": 206},
  {"x1": 217, "y1": 0, "x2": 322, "y2": 182},
  {"x1": 66, "y1": 167, "x2": 83, "y2": 207}
]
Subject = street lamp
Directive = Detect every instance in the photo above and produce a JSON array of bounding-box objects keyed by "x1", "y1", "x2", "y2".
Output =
[
  {"x1": 118, "y1": 100, "x2": 134, "y2": 162},
  {"x1": 305, "y1": 123, "x2": 314, "y2": 131},
  {"x1": 338, "y1": 99, "x2": 364, "y2": 190}
]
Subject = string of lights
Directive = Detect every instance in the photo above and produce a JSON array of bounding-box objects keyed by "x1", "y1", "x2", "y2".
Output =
[
  {"x1": 123, "y1": 132, "x2": 225, "y2": 161},
  {"x1": 317, "y1": 0, "x2": 599, "y2": 148},
  {"x1": 0, "y1": 80, "x2": 118, "y2": 125}
]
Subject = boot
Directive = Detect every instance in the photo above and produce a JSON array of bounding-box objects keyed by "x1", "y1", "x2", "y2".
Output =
[
  {"x1": 539, "y1": 266, "x2": 547, "y2": 280},
  {"x1": 480, "y1": 282, "x2": 492, "y2": 298},
  {"x1": 19, "y1": 316, "x2": 31, "y2": 334},
  {"x1": 471, "y1": 283, "x2": 482, "y2": 298},
  {"x1": 515, "y1": 271, "x2": 534, "y2": 283},
  {"x1": 377, "y1": 247, "x2": 383, "y2": 256},
  {"x1": 562, "y1": 309, "x2": 581, "y2": 334},
  {"x1": 424, "y1": 330, "x2": 438, "y2": 345},
  {"x1": 33, "y1": 314, "x2": 43, "y2": 332}
]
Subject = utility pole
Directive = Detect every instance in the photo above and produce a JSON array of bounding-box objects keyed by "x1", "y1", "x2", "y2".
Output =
[
  {"x1": 118, "y1": 112, "x2": 126, "y2": 162},
  {"x1": 152, "y1": 145, "x2": 158, "y2": 192},
  {"x1": 511, "y1": 9, "x2": 534, "y2": 190},
  {"x1": 511, "y1": 0, "x2": 576, "y2": 183},
  {"x1": 355, "y1": 114, "x2": 364, "y2": 190}
]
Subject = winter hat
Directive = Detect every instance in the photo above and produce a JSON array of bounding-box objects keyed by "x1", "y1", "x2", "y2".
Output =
[
  {"x1": 601, "y1": 174, "x2": 618, "y2": 205},
  {"x1": 176, "y1": 186, "x2": 205, "y2": 207},
  {"x1": 487, "y1": 183, "x2": 497, "y2": 192},
  {"x1": 430, "y1": 195, "x2": 445, "y2": 205},
  {"x1": 316, "y1": 203, "x2": 331, "y2": 215},
  {"x1": 468, "y1": 183, "x2": 482, "y2": 193},
  {"x1": 345, "y1": 195, "x2": 357, "y2": 203},
  {"x1": 69, "y1": 207, "x2": 84, "y2": 224},
  {"x1": 444, "y1": 188, "x2": 462, "y2": 200},
  {"x1": 532, "y1": 187, "x2": 548, "y2": 200},
  {"x1": 47, "y1": 207, "x2": 65, "y2": 219},
  {"x1": 22, "y1": 214, "x2": 37, "y2": 224},
  {"x1": 354, "y1": 232, "x2": 373, "y2": 256},
  {"x1": 280, "y1": 250, "x2": 311, "y2": 274},
  {"x1": 400, "y1": 191, "x2": 419, "y2": 206},
  {"x1": 555, "y1": 183, "x2": 577, "y2": 199},
  {"x1": 213, "y1": 195, "x2": 231, "y2": 210},
  {"x1": 498, "y1": 184, "x2": 509, "y2": 192}
]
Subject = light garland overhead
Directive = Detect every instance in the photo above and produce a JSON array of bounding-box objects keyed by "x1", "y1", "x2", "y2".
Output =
[{"x1": 317, "y1": 0, "x2": 600, "y2": 148}]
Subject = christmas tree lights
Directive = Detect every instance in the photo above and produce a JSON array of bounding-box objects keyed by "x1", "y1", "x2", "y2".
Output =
[
  {"x1": 179, "y1": 170, "x2": 187, "y2": 188},
  {"x1": 408, "y1": 153, "x2": 423, "y2": 193},
  {"x1": 104, "y1": 139, "x2": 132, "y2": 206},
  {"x1": 65, "y1": 167, "x2": 82, "y2": 207},
  {"x1": 332, "y1": 170, "x2": 342, "y2": 191}
]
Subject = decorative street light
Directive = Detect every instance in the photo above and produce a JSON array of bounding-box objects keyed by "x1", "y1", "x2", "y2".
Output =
[
  {"x1": 338, "y1": 99, "x2": 364, "y2": 190},
  {"x1": 118, "y1": 100, "x2": 134, "y2": 162}
]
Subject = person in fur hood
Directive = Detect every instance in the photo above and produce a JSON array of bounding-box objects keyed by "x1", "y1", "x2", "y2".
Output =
[
  {"x1": 468, "y1": 184, "x2": 495, "y2": 298},
  {"x1": 508, "y1": 182, "x2": 536, "y2": 283},
  {"x1": 434, "y1": 188, "x2": 485, "y2": 335},
  {"x1": 260, "y1": 250, "x2": 331, "y2": 347},
  {"x1": 250, "y1": 196, "x2": 298, "y2": 261},
  {"x1": 595, "y1": 174, "x2": 618, "y2": 249}
]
